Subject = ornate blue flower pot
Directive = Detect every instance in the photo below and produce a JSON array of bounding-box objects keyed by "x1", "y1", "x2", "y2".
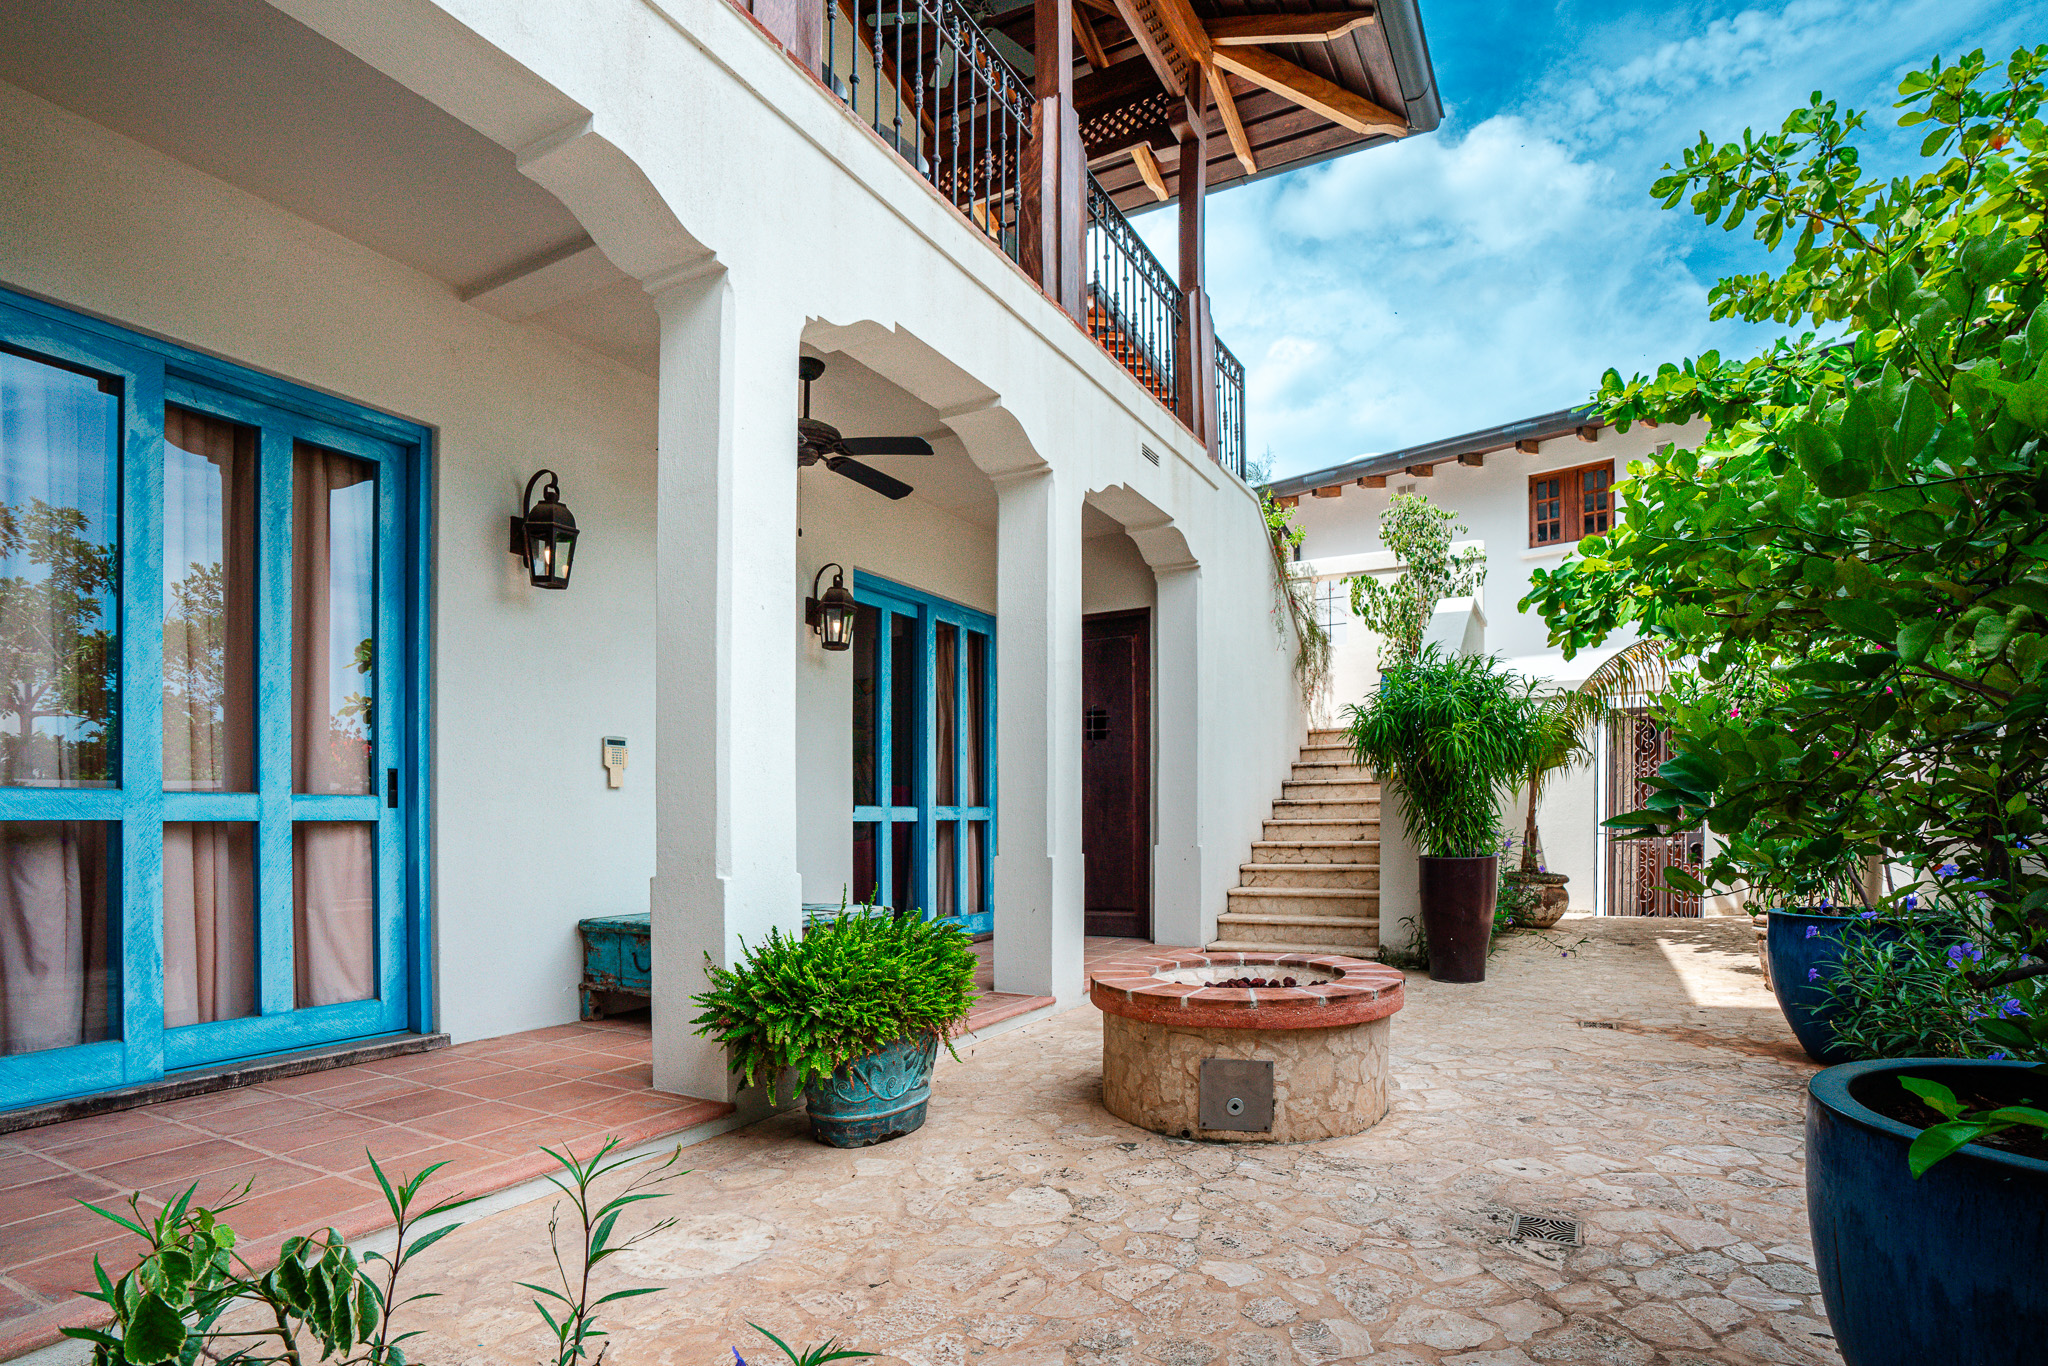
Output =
[
  {"x1": 1808, "y1": 1058, "x2": 2048, "y2": 1365},
  {"x1": 804, "y1": 1032, "x2": 941, "y2": 1147},
  {"x1": 1766, "y1": 908, "x2": 1899, "y2": 1063}
]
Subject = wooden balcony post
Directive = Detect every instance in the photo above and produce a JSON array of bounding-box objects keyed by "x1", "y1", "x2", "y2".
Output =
[
  {"x1": 1022, "y1": 0, "x2": 1085, "y2": 318},
  {"x1": 1175, "y1": 88, "x2": 1213, "y2": 448}
]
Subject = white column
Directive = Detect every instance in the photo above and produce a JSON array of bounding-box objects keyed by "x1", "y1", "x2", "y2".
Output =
[
  {"x1": 991, "y1": 468, "x2": 1085, "y2": 1000},
  {"x1": 648, "y1": 267, "x2": 804, "y2": 1101},
  {"x1": 1151, "y1": 562, "x2": 1206, "y2": 948}
]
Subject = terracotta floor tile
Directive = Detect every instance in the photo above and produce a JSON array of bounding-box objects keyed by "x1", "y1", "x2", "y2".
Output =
[
  {"x1": 7, "y1": 1235, "x2": 138, "y2": 1302},
  {"x1": 0, "y1": 1145, "x2": 71, "y2": 1191},
  {"x1": 438, "y1": 1068, "x2": 563, "y2": 1101},
  {"x1": 0, "y1": 1172, "x2": 125, "y2": 1227},
  {"x1": 566, "y1": 1092, "x2": 711, "y2": 1127},
  {"x1": 1, "y1": 1206, "x2": 130, "y2": 1264},
  {"x1": 234, "y1": 1108, "x2": 411, "y2": 1157},
  {"x1": 303, "y1": 1075, "x2": 434, "y2": 1111},
  {"x1": 465, "y1": 1113, "x2": 614, "y2": 1157},
  {"x1": 220, "y1": 1176, "x2": 388, "y2": 1243},
  {"x1": 134, "y1": 1156, "x2": 329, "y2": 1209},
  {"x1": 288, "y1": 1125, "x2": 445, "y2": 1177},
  {"x1": 91, "y1": 1137, "x2": 267, "y2": 1191},
  {"x1": 518, "y1": 1079, "x2": 632, "y2": 1115},
  {"x1": 9, "y1": 1108, "x2": 174, "y2": 1155},
  {"x1": 182, "y1": 1095, "x2": 330, "y2": 1139},
  {"x1": 345, "y1": 1086, "x2": 472, "y2": 1125},
  {"x1": 255, "y1": 1066, "x2": 374, "y2": 1096},
  {"x1": 32, "y1": 1120, "x2": 210, "y2": 1173},
  {"x1": 402, "y1": 1100, "x2": 545, "y2": 1142}
]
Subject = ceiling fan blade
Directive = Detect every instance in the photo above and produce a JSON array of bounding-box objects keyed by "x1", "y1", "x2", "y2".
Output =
[
  {"x1": 828, "y1": 456, "x2": 915, "y2": 500},
  {"x1": 836, "y1": 435, "x2": 935, "y2": 457}
]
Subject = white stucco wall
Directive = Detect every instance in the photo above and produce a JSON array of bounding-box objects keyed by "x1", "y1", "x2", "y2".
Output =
[
  {"x1": 1, "y1": 0, "x2": 1308, "y2": 1087},
  {"x1": 1291, "y1": 419, "x2": 1707, "y2": 916},
  {"x1": 0, "y1": 77, "x2": 661, "y2": 1041}
]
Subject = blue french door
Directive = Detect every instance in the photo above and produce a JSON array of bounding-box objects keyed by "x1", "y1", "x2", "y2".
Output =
[
  {"x1": 0, "y1": 291, "x2": 425, "y2": 1110},
  {"x1": 850, "y1": 574, "x2": 994, "y2": 932}
]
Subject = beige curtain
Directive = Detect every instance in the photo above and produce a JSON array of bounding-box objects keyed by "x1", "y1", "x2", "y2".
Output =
[
  {"x1": 161, "y1": 823, "x2": 255, "y2": 1027},
  {"x1": 291, "y1": 442, "x2": 377, "y2": 1007},
  {"x1": 0, "y1": 821, "x2": 110, "y2": 1054}
]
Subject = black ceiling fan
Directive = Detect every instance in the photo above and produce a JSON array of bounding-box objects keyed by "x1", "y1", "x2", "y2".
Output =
[{"x1": 798, "y1": 356, "x2": 934, "y2": 500}]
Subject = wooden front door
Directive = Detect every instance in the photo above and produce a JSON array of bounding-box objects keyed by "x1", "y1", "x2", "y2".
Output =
[{"x1": 1082, "y1": 611, "x2": 1150, "y2": 939}]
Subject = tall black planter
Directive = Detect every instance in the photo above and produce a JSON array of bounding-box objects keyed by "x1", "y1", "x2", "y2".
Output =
[
  {"x1": 1807, "y1": 1059, "x2": 2048, "y2": 1365},
  {"x1": 1419, "y1": 855, "x2": 1496, "y2": 983}
]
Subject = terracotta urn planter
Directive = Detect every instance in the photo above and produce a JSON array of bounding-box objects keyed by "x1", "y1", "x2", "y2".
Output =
[{"x1": 1503, "y1": 870, "x2": 1569, "y2": 928}]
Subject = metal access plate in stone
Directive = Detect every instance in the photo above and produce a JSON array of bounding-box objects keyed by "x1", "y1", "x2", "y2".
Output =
[{"x1": 1198, "y1": 1058, "x2": 1274, "y2": 1131}]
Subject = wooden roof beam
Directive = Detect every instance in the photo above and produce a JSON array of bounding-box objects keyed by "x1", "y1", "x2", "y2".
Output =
[
  {"x1": 1209, "y1": 45, "x2": 1407, "y2": 138},
  {"x1": 1515, "y1": 439, "x2": 1540, "y2": 453},
  {"x1": 1206, "y1": 11, "x2": 1376, "y2": 45},
  {"x1": 1130, "y1": 142, "x2": 1171, "y2": 201},
  {"x1": 1074, "y1": 7, "x2": 1110, "y2": 69},
  {"x1": 1356, "y1": 475, "x2": 1385, "y2": 488},
  {"x1": 1457, "y1": 452, "x2": 1483, "y2": 467},
  {"x1": 1405, "y1": 464, "x2": 1434, "y2": 477},
  {"x1": 1312, "y1": 484, "x2": 1344, "y2": 498},
  {"x1": 1206, "y1": 62, "x2": 1257, "y2": 175},
  {"x1": 1107, "y1": 0, "x2": 1186, "y2": 97},
  {"x1": 1575, "y1": 425, "x2": 1600, "y2": 442}
]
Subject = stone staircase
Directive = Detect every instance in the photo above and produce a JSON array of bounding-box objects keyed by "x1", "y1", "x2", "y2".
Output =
[{"x1": 1207, "y1": 728, "x2": 1380, "y2": 957}]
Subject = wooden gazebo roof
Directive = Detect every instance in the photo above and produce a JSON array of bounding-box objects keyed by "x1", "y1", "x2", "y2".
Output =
[{"x1": 983, "y1": 0, "x2": 1440, "y2": 215}]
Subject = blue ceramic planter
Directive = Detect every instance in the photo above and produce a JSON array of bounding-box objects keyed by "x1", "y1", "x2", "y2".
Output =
[
  {"x1": 1808, "y1": 1059, "x2": 2048, "y2": 1365},
  {"x1": 1766, "y1": 909, "x2": 1899, "y2": 1063},
  {"x1": 804, "y1": 1032, "x2": 941, "y2": 1147}
]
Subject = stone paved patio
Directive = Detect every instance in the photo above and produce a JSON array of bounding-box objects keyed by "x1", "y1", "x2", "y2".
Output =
[{"x1": 327, "y1": 917, "x2": 1838, "y2": 1366}]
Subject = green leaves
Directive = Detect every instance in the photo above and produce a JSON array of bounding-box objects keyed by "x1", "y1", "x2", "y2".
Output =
[
  {"x1": 1901, "y1": 1074, "x2": 2048, "y2": 1177},
  {"x1": 1790, "y1": 417, "x2": 1873, "y2": 498},
  {"x1": 1821, "y1": 598, "x2": 1898, "y2": 642},
  {"x1": 691, "y1": 910, "x2": 979, "y2": 1099}
]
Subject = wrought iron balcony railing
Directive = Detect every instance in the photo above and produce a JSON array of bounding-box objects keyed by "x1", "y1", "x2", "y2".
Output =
[
  {"x1": 824, "y1": 0, "x2": 1033, "y2": 258},
  {"x1": 821, "y1": 1, "x2": 1248, "y2": 479},
  {"x1": 1084, "y1": 173, "x2": 1180, "y2": 412}
]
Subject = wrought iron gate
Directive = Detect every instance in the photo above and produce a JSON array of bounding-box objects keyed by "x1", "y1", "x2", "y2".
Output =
[{"x1": 1606, "y1": 710, "x2": 1703, "y2": 917}]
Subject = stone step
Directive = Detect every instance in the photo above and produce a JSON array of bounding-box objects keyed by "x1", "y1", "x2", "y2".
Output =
[
  {"x1": 1273, "y1": 799, "x2": 1379, "y2": 821},
  {"x1": 1282, "y1": 779, "x2": 1378, "y2": 801},
  {"x1": 1249, "y1": 839, "x2": 1380, "y2": 865},
  {"x1": 1293, "y1": 759, "x2": 1371, "y2": 777},
  {"x1": 1299, "y1": 744, "x2": 1358, "y2": 762},
  {"x1": 1263, "y1": 818, "x2": 1378, "y2": 842},
  {"x1": 1212, "y1": 915, "x2": 1378, "y2": 949},
  {"x1": 1227, "y1": 886, "x2": 1379, "y2": 917},
  {"x1": 1206, "y1": 937, "x2": 1382, "y2": 957},
  {"x1": 1238, "y1": 863, "x2": 1380, "y2": 890},
  {"x1": 1306, "y1": 728, "x2": 1350, "y2": 745}
]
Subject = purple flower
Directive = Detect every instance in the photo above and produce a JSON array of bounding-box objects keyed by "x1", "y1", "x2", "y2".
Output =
[
  {"x1": 1858, "y1": 910, "x2": 1879, "y2": 921},
  {"x1": 1990, "y1": 1051, "x2": 2011, "y2": 1061},
  {"x1": 2002, "y1": 998, "x2": 2029, "y2": 1018},
  {"x1": 1904, "y1": 894, "x2": 1919, "y2": 910},
  {"x1": 1807, "y1": 968, "x2": 1821, "y2": 981},
  {"x1": 1937, "y1": 862, "x2": 1961, "y2": 878},
  {"x1": 1948, "y1": 941, "x2": 1984, "y2": 968},
  {"x1": 1805, "y1": 925, "x2": 1819, "y2": 939},
  {"x1": 735, "y1": 1353, "x2": 749, "y2": 1366}
]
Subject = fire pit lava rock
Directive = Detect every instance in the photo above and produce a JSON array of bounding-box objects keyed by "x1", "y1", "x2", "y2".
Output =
[{"x1": 1089, "y1": 951, "x2": 1405, "y2": 1142}]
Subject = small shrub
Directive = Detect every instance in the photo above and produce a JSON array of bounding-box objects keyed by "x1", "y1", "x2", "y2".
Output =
[
  {"x1": 1823, "y1": 911, "x2": 2046, "y2": 1061},
  {"x1": 689, "y1": 910, "x2": 978, "y2": 1101}
]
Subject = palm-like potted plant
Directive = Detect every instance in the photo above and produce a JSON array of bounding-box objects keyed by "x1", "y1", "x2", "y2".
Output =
[
  {"x1": 689, "y1": 909, "x2": 977, "y2": 1147},
  {"x1": 1347, "y1": 646, "x2": 1541, "y2": 982}
]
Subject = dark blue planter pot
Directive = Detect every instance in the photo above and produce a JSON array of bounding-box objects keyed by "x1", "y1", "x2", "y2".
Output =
[
  {"x1": 1808, "y1": 1059, "x2": 2048, "y2": 1365},
  {"x1": 1767, "y1": 909, "x2": 1899, "y2": 1063},
  {"x1": 804, "y1": 1032, "x2": 940, "y2": 1147}
]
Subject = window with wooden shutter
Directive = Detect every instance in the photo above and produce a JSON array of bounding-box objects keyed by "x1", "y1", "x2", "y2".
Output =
[{"x1": 1529, "y1": 460, "x2": 1616, "y2": 546}]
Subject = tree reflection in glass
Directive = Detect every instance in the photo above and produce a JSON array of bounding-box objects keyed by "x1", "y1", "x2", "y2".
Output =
[{"x1": 0, "y1": 349, "x2": 119, "y2": 787}]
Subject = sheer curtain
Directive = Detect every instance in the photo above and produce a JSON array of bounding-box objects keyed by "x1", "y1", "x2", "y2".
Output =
[
  {"x1": 161, "y1": 408, "x2": 258, "y2": 1027},
  {"x1": 292, "y1": 442, "x2": 377, "y2": 1007},
  {"x1": 0, "y1": 821, "x2": 110, "y2": 1054}
]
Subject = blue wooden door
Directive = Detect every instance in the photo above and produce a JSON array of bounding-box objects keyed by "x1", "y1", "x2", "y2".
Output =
[
  {"x1": 849, "y1": 574, "x2": 994, "y2": 932},
  {"x1": 0, "y1": 292, "x2": 424, "y2": 1109}
]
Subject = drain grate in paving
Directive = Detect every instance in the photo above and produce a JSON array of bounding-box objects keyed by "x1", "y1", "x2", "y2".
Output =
[
  {"x1": 1509, "y1": 1214, "x2": 1584, "y2": 1246},
  {"x1": 1577, "y1": 1020, "x2": 1622, "y2": 1029}
]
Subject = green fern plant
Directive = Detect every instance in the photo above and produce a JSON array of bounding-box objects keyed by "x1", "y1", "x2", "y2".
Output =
[{"x1": 689, "y1": 910, "x2": 978, "y2": 1101}]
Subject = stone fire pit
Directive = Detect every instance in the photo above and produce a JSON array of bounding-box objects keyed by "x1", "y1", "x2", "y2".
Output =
[{"x1": 1089, "y1": 950, "x2": 1405, "y2": 1143}]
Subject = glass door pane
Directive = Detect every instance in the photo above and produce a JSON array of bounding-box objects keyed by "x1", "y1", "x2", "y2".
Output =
[
  {"x1": 0, "y1": 346, "x2": 120, "y2": 787},
  {"x1": 293, "y1": 442, "x2": 375, "y2": 796},
  {"x1": 0, "y1": 820, "x2": 115, "y2": 1055},
  {"x1": 161, "y1": 822, "x2": 255, "y2": 1026},
  {"x1": 294, "y1": 822, "x2": 375, "y2": 1007},
  {"x1": 163, "y1": 408, "x2": 256, "y2": 791}
]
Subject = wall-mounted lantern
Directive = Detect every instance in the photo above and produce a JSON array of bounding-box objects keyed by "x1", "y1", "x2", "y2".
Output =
[
  {"x1": 509, "y1": 469, "x2": 578, "y2": 590},
  {"x1": 806, "y1": 563, "x2": 856, "y2": 650}
]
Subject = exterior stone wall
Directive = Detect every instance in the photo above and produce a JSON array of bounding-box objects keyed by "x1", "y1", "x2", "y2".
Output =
[{"x1": 1101, "y1": 1011, "x2": 1392, "y2": 1142}]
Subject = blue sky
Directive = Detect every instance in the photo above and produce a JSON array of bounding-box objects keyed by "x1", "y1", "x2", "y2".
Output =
[{"x1": 1134, "y1": 0, "x2": 2047, "y2": 481}]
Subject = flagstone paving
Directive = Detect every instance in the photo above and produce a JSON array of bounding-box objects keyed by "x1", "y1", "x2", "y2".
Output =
[{"x1": 355, "y1": 916, "x2": 1839, "y2": 1366}]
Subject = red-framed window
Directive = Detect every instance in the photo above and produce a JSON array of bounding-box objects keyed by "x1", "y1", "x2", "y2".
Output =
[{"x1": 1530, "y1": 460, "x2": 1615, "y2": 546}]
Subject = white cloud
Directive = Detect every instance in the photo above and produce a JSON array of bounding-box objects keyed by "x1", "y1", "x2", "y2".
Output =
[{"x1": 1200, "y1": 0, "x2": 2045, "y2": 480}]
